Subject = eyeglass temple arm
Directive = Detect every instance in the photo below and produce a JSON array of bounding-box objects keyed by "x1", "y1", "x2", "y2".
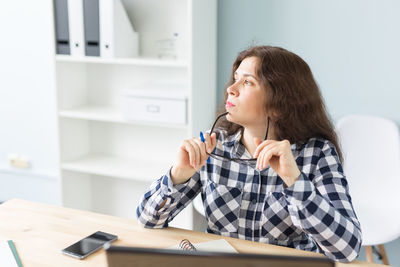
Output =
[
  {"x1": 210, "y1": 112, "x2": 270, "y2": 140},
  {"x1": 264, "y1": 117, "x2": 270, "y2": 140},
  {"x1": 210, "y1": 112, "x2": 229, "y2": 133}
]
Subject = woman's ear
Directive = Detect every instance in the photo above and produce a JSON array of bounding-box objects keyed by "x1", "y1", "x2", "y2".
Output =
[
  {"x1": 265, "y1": 110, "x2": 278, "y2": 119},
  {"x1": 268, "y1": 109, "x2": 278, "y2": 118}
]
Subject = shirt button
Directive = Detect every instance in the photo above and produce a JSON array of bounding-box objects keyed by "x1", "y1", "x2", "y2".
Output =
[{"x1": 251, "y1": 199, "x2": 257, "y2": 205}]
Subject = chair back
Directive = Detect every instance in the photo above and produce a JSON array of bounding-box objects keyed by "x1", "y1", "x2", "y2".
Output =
[{"x1": 336, "y1": 114, "x2": 400, "y2": 245}]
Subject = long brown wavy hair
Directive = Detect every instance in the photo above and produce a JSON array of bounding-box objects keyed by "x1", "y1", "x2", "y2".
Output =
[{"x1": 217, "y1": 45, "x2": 343, "y2": 162}]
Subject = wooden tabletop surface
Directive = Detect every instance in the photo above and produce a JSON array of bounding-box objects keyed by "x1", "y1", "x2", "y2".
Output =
[{"x1": 0, "y1": 199, "x2": 388, "y2": 267}]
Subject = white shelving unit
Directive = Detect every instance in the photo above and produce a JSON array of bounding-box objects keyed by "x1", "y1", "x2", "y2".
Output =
[
  {"x1": 56, "y1": 54, "x2": 188, "y2": 67},
  {"x1": 55, "y1": 0, "x2": 216, "y2": 230},
  {"x1": 61, "y1": 155, "x2": 171, "y2": 182},
  {"x1": 59, "y1": 105, "x2": 189, "y2": 129}
]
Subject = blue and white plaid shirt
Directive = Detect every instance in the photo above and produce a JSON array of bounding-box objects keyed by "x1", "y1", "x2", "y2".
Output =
[{"x1": 136, "y1": 129, "x2": 362, "y2": 262}]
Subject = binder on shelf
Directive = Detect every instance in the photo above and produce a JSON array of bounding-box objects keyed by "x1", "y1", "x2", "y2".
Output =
[
  {"x1": 99, "y1": 0, "x2": 139, "y2": 58},
  {"x1": 83, "y1": 0, "x2": 100, "y2": 56},
  {"x1": 54, "y1": 0, "x2": 70, "y2": 55},
  {"x1": 67, "y1": 0, "x2": 84, "y2": 57}
]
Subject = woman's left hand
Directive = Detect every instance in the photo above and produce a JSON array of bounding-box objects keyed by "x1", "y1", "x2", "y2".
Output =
[{"x1": 253, "y1": 138, "x2": 301, "y2": 187}]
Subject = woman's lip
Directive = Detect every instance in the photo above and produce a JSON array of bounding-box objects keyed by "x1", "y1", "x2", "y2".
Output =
[{"x1": 226, "y1": 101, "x2": 235, "y2": 107}]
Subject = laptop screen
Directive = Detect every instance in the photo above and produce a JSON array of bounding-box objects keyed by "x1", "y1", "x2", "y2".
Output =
[{"x1": 105, "y1": 246, "x2": 334, "y2": 267}]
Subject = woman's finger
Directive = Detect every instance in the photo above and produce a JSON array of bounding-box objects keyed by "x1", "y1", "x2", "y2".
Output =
[
  {"x1": 257, "y1": 149, "x2": 265, "y2": 170},
  {"x1": 262, "y1": 146, "x2": 281, "y2": 169},
  {"x1": 257, "y1": 143, "x2": 279, "y2": 169},
  {"x1": 204, "y1": 133, "x2": 212, "y2": 153},
  {"x1": 210, "y1": 132, "x2": 217, "y2": 149},
  {"x1": 204, "y1": 132, "x2": 217, "y2": 153},
  {"x1": 182, "y1": 140, "x2": 197, "y2": 168},
  {"x1": 193, "y1": 138, "x2": 208, "y2": 164},
  {"x1": 188, "y1": 139, "x2": 202, "y2": 168},
  {"x1": 253, "y1": 139, "x2": 277, "y2": 158}
]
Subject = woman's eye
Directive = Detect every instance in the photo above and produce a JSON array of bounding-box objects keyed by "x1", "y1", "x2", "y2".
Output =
[{"x1": 244, "y1": 80, "x2": 252, "y2": 85}]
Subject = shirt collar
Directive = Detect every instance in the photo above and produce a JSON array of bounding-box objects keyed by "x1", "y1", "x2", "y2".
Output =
[
  {"x1": 222, "y1": 128, "x2": 251, "y2": 159},
  {"x1": 222, "y1": 128, "x2": 304, "y2": 158},
  {"x1": 222, "y1": 128, "x2": 243, "y2": 148}
]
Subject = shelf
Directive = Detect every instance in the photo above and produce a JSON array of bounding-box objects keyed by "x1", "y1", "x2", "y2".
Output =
[
  {"x1": 53, "y1": 0, "x2": 216, "y2": 230},
  {"x1": 55, "y1": 55, "x2": 188, "y2": 68},
  {"x1": 61, "y1": 155, "x2": 172, "y2": 182},
  {"x1": 59, "y1": 106, "x2": 189, "y2": 129}
]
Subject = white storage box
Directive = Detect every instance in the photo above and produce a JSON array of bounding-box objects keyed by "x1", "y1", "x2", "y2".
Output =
[{"x1": 120, "y1": 87, "x2": 188, "y2": 125}]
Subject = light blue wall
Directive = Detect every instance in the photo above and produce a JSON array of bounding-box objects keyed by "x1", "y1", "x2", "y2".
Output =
[
  {"x1": 217, "y1": 0, "x2": 400, "y2": 124},
  {"x1": 217, "y1": 0, "x2": 400, "y2": 265}
]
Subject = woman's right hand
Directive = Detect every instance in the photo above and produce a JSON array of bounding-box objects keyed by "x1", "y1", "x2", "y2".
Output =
[{"x1": 170, "y1": 132, "x2": 217, "y2": 185}]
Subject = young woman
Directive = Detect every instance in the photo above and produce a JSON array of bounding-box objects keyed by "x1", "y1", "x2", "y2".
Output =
[{"x1": 136, "y1": 46, "x2": 362, "y2": 262}]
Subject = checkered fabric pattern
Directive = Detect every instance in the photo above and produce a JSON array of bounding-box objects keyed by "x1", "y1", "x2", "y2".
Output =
[{"x1": 136, "y1": 129, "x2": 362, "y2": 262}]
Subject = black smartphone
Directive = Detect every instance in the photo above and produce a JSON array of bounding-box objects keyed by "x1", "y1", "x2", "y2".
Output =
[{"x1": 62, "y1": 231, "x2": 118, "y2": 259}]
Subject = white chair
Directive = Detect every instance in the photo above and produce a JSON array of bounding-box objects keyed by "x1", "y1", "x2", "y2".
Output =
[
  {"x1": 192, "y1": 194, "x2": 208, "y2": 232},
  {"x1": 336, "y1": 114, "x2": 400, "y2": 265},
  {"x1": 193, "y1": 194, "x2": 205, "y2": 217}
]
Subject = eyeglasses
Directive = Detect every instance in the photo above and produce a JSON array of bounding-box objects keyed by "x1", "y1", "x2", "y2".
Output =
[{"x1": 206, "y1": 112, "x2": 270, "y2": 163}]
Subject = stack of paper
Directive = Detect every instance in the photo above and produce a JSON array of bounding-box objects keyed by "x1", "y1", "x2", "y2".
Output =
[{"x1": 0, "y1": 240, "x2": 22, "y2": 267}]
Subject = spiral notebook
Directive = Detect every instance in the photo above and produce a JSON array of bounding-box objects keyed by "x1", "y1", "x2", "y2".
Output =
[{"x1": 170, "y1": 238, "x2": 238, "y2": 253}]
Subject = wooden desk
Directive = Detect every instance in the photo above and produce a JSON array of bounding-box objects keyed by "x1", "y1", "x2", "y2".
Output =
[{"x1": 0, "y1": 199, "x2": 387, "y2": 267}]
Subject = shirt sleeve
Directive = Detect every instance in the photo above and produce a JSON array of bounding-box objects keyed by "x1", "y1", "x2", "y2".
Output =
[
  {"x1": 283, "y1": 140, "x2": 362, "y2": 263},
  {"x1": 136, "y1": 168, "x2": 201, "y2": 228}
]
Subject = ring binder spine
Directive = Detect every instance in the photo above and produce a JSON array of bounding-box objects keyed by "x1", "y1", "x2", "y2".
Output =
[
  {"x1": 68, "y1": 0, "x2": 85, "y2": 56},
  {"x1": 83, "y1": 0, "x2": 100, "y2": 56},
  {"x1": 54, "y1": 0, "x2": 70, "y2": 55}
]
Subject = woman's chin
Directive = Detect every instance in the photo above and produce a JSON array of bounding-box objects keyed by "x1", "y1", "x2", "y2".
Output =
[
  {"x1": 226, "y1": 113, "x2": 245, "y2": 127},
  {"x1": 226, "y1": 113, "x2": 238, "y2": 124}
]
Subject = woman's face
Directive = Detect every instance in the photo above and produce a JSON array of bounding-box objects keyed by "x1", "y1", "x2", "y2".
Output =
[{"x1": 225, "y1": 56, "x2": 267, "y2": 128}]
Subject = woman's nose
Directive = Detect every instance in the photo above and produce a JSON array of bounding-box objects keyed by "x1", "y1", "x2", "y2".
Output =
[{"x1": 227, "y1": 82, "x2": 239, "y2": 96}]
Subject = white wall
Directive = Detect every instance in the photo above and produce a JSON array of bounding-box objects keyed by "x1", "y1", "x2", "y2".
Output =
[
  {"x1": 217, "y1": 0, "x2": 400, "y2": 124},
  {"x1": 217, "y1": 0, "x2": 400, "y2": 264},
  {"x1": 0, "y1": 0, "x2": 61, "y2": 204}
]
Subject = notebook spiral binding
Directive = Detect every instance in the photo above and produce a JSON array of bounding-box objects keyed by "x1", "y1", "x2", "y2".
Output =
[{"x1": 179, "y1": 239, "x2": 197, "y2": 251}]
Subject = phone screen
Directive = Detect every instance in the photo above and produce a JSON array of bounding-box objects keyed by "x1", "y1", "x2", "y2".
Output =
[{"x1": 62, "y1": 231, "x2": 118, "y2": 259}]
